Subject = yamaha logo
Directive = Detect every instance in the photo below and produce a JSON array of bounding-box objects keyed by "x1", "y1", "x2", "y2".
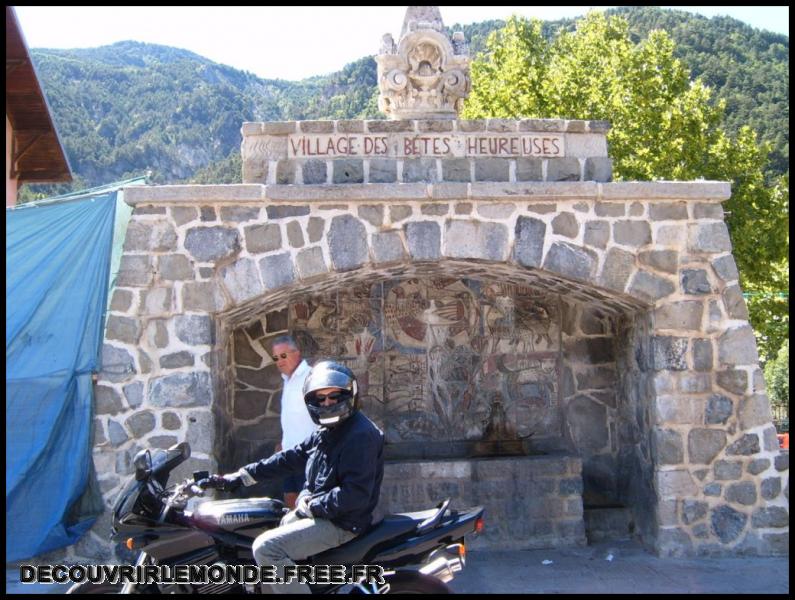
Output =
[{"x1": 220, "y1": 513, "x2": 250, "y2": 526}]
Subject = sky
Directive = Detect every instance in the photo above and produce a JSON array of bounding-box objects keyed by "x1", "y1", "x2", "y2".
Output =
[{"x1": 13, "y1": 6, "x2": 790, "y2": 81}]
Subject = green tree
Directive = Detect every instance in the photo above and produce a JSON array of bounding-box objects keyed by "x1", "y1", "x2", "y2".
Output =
[
  {"x1": 464, "y1": 17, "x2": 551, "y2": 119},
  {"x1": 188, "y1": 152, "x2": 242, "y2": 184},
  {"x1": 739, "y1": 173, "x2": 789, "y2": 363},
  {"x1": 764, "y1": 338, "x2": 789, "y2": 427},
  {"x1": 17, "y1": 174, "x2": 90, "y2": 205},
  {"x1": 463, "y1": 12, "x2": 788, "y2": 361}
]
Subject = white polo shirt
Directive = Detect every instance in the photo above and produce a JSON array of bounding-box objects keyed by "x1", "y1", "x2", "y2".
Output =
[{"x1": 280, "y1": 359, "x2": 317, "y2": 449}]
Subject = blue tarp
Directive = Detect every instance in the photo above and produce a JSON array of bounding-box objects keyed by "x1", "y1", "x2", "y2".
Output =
[{"x1": 6, "y1": 191, "x2": 119, "y2": 562}]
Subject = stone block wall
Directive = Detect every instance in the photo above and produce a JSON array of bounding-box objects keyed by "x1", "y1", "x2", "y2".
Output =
[
  {"x1": 613, "y1": 311, "x2": 658, "y2": 543},
  {"x1": 89, "y1": 179, "x2": 789, "y2": 558},
  {"x1": 559, "y1": 300, "x2": 623, "y2": 504},
  {"x1": 84, "y1": 180, "x2": 790, "y2": 559},
  {"x1": 30, "y1": 119, "x2": 784, "y2": 565},
  {"x1": 224, "y1": 308, "x2": 287, "y2": 470}
]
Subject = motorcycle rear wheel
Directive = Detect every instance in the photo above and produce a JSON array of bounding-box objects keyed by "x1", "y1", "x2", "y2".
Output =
[{"x1": 355, "y1": 571, "x2": 452, "y2": 594}]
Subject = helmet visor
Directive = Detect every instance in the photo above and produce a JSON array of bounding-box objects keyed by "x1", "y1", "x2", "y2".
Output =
[{"x1": 306, "y1": 389, "x2": 354, "y2": 407}]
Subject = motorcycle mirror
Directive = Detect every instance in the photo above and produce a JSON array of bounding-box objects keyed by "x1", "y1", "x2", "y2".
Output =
[
  {"x1": 133, "y1": 449, "x2": 152, "y2": 481},
  {"x1": 168, "y1": 441, "x2": 191, "y2": 460},
  {"x1": 193, "y1": 470, "x2": 210, "y2": 482}
]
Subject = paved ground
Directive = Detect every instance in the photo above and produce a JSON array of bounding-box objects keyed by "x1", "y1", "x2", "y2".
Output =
[
  {"x1": 448, "y1": 540, "x2": 789, "y2": 594},
  {"x1": 6, "y1": 539, "x2": 789, "y2": 594}
]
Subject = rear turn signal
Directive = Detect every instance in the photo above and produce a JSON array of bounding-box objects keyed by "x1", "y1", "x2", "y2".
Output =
[
  {"x1": 459, "y1": 543, "x2": 467, "y2": 561},
  {"x1": 475, "y1": 517, "x2": 485, "y2": 533},
  {"x1": 126, "y1": 538, "x2": 135, "y2": 550}
]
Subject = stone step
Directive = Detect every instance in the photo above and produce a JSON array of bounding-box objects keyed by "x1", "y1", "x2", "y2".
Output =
[{"x1": 583, "y1": 506, "x2": 633, "y2": 544}]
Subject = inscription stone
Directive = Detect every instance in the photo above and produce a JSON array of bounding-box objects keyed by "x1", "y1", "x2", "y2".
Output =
[{"x1": 287, "y1": 133, "x2": 565, "y2": 158}]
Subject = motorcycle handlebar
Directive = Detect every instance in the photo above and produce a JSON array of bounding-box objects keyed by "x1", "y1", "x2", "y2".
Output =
[
  {"x1": 196, "y1": 475, "x2": 225, "y2": 490},
  {"x1": 186, "y1": 482, "x2": 207, "y2": 496},
  {"x1": 165, "y1": 479, "x2": 206, "y2": 509}
]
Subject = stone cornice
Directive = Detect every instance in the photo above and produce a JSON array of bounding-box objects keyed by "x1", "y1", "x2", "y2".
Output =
[
  {"x1": 241, "y1": 118, "x2": 611, "y2": 135},
  {"x1": 123, "y1": 181, "x2": 732, "y2": 206}
]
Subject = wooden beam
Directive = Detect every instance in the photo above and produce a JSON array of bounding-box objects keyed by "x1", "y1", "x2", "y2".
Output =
[
  {"x1": 10, "y1": 132, "x2": 45, "y2": 178},
  {"x1": 5, "y1": 58, "x2": 28, "y2": 76}
]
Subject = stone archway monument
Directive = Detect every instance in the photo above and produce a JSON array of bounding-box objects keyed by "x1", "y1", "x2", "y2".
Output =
[{"x1": 82, "y1": 6, "x2": 787, "y2": 563}]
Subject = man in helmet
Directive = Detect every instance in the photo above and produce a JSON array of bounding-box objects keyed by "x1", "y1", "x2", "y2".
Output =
[{"x1": 202, "y1": 360, "x2": 384, "y2": 594}]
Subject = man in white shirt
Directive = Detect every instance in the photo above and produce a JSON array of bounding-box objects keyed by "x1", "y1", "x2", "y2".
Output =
[{"x1": 269, "y1": 334, "x2": 316, "y2": 509}]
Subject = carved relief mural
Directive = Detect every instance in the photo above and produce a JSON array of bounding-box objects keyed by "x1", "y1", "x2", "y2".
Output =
[{"x1": 244, "y1": 278, "x2": 565, "y2": 457}]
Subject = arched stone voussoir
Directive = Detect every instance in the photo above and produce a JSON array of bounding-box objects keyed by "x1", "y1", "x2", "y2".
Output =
[
  {"x1": 219, "y1": 256, "x2": 265, "y2": 306},
  {"x1": 210, "y1": 213, "x2": 662, "y2": 329},
  {"x1": 509, "y1": 235, "x2": 655, "y2": 311},
  {"x1": 541, "y1": 240, "x2": 599, "y2": 285},
  {"x1": 218, "y1": 256, "x2": 649, "y2": 330}
]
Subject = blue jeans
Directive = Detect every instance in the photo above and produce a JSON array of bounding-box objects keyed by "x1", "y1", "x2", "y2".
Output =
[{"x1": 252, "y1": 509, "x2": 358, "y2": 594}]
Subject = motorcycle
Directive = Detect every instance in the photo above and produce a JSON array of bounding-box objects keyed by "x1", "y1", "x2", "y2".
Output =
[{"x1": 67, "y1": 442, "x2": 484, "y2": 594}]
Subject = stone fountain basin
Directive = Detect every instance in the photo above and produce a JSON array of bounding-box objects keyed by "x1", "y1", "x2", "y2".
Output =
[
  {"x1": 383, "y1": 438, "x2": 547, "y2": 461},
  {"x1": 378, "y1": 448, "x2": 586, "y2": 551}
]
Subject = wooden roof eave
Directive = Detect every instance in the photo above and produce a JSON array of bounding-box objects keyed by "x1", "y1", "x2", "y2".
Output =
[{"x1": 6, "y1": 6, "x2": 72, "y2": 184}]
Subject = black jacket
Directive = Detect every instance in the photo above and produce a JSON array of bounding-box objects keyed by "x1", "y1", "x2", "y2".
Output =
[{"x1": 241, "y1": 411, "x2": 384, "y2": 534}]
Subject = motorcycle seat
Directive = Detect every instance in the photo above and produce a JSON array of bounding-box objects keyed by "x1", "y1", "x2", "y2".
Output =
[{"x1": 308, "y1": 507, "x2": 439, "y2": 565}]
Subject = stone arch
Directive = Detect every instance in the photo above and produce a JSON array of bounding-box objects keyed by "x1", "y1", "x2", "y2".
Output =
[{"x1": 203, "y1": 199, "x2": 669, "y2": 319}]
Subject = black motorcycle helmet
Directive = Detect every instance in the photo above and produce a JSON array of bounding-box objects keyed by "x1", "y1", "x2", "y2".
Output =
[{"x1": 302, "y1": 360, "x2": 359, "y2": 428}]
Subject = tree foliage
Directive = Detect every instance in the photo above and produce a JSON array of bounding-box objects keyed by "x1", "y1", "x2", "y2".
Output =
[
  {"x1": 459, "y1": 6, "x2": 790, "y2": 181},
  {"x1": 611, "y1": 6, "x2": 789, "y2": 179},
  {"x1": 764, "y1": 338, "x2": 789, "y2": 423},
  {"x1": 742, "y1": 174, "x2": 789, "y2": 363},
  {"x1": 462, "y1": 12, "x2": 788, "y2": 363},
  {"x1": 188, "y1": 152, "x2": 242, "y2": 184}
]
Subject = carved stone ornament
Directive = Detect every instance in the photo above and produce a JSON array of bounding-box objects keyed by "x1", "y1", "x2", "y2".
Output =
[{"x1": 376, "y1": 6, "x2": 470, "y2": 120}]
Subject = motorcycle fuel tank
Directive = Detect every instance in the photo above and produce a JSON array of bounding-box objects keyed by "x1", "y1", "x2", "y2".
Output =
[{"x1": 193, "y1": 498, "x2": 286, "y2": 537}]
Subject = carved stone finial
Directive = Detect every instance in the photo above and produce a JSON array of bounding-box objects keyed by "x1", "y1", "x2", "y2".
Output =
[
  {"x1": 376, "y1": 6, "x2": 470, "y2": 120},
  {"x1": 451, "y1": 31, "x2": 468, "y2": 55},
  {"x1": 380, "y1": 33, "x2": 396, "y2": 55},
  {"x1": 400, "y1": 6, "x2": 444, "y2": 38}
]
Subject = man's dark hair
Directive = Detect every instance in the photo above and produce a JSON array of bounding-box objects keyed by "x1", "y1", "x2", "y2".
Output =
[{"x1": 270, "y1": 334, "x2": 299, "y2": 352}]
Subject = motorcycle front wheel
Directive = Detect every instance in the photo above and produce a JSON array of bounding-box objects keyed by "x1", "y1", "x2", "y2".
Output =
[
  {"x1": 66, "y1": 582, "x2": 123, "y2": 594},
  {"x1": 66, "y1": 582, "x2": 159, "y2": 594}
]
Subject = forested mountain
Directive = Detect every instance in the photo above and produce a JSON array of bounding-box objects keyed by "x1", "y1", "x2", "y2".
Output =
[
  {"x1": 23, "y1": 41, "x2": 379, "y2": 189},
  {"x1": 20, "y1": 7, "x2": 788, "y2": 197},
  {"x1": 611, "y1": 6, "x2": 789, "y2": 177}
]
